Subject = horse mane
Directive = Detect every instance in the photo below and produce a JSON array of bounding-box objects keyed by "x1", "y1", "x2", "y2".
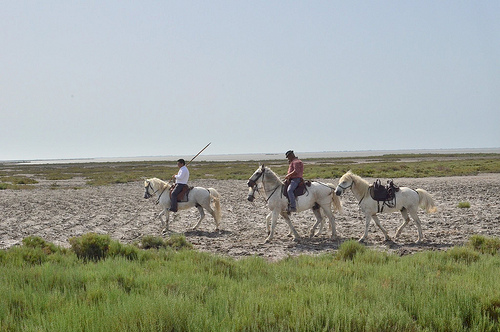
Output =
[
  {"x1": 263, "y1": 166, "x2": 283, "y2": 184},
  {"x1": 340, "y1": 170, "x2": 369, "y2": 186},
  {"x1": 146, "y1": 177, "x2": 171, "y2": 191}
]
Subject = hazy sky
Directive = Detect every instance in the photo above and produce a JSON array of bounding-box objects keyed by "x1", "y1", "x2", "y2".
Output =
[{"x1": 1, "y1": 1, "x2": 499, "y2": 161}]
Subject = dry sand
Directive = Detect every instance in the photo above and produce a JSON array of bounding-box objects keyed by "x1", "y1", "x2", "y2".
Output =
[{"x1": 1, "y1": 174, "x2": 499, "y2": 260}]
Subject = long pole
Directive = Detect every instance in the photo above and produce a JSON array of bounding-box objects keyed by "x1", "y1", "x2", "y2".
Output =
[
  {"x1": 169, "y1": 142, "x2": 211, "y2": 183},
  {"x1": 186, "y1": 142, "x2": 211, "y2": 167}
]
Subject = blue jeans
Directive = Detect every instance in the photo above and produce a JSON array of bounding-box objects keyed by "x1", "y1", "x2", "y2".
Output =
[{"x1": 287, "y1": 178, "x2": 301, "y2": 209}]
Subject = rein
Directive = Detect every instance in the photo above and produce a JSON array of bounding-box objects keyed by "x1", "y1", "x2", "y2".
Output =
[
  {"x1": 316, "y1": 181, "x2": 335, "y2": 193},
  {"x1": 146, "y1": 181, "x2": 169, "y2": 205},
  {"x1": 264, "y1": 184, "x2": 282, "y2": 203},
  {"x1": 248, "y1": 168, "x2": 282, "y2": 204},
  {"x1": 155, "y1": 186, "x2": 169, "y2": 205}
]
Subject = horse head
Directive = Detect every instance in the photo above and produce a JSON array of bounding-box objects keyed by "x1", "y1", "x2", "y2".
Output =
[
  {"x1": 144, "y1": 178, "x2": 169, "y2": 199},
  {"x1": 335, "y1": 171, "x2": 355, "y2": 196},
  {"x1": 247, "y1": 165, "x2": 265, "y2": 201},
  {"x1": 144, "y1": 179, "x2": 155, "y2": 199}
]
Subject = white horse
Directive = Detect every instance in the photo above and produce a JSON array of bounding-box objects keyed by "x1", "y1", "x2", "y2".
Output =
[
  {"x1": 247, "y1": 165, "x2": 342, "y2": 243},
  {"x1": 335, "y1": 171, "x2": 437, "y2": 243},
  {"x1": 144, "y1": 178, "x2": 222, "y2": 233}
]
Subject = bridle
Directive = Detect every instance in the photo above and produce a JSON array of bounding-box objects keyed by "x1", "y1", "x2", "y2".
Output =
[
  {"x1": 247, "y1": 167, "x2": 281, "y2": 203},
  {"x1": 337, "y1": 181, "x2": 353, "y2": 191},
  {"x1": 337, "y1": 179, "x2": 369, "y2": 205},
  {"x1": 247, "y1": 168, "x2": 264, "y2": 202},
  {"x1": 247, "y1": 169, "x2": 264, "y2": 190},
  {"x1": 144, "y1": 181, "x2": 157, "y2": 199},
  {"x1": 144, "y1": 181, "x2": 168, "y2": 204}
]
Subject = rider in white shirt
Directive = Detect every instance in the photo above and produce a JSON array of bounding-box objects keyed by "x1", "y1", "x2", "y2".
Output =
[{"x1": 170, "y1": 159, "x2": 189, "y2": 212}]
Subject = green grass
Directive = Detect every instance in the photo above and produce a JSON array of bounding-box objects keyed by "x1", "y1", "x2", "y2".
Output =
[
  {"x1": 1, "y1": 235, "x2": 500, "y2": 331},
  {"x1": 458, "y1": 201, "x2": 471, "y2": 208},
  {"x1": 1, "y1": 153, "x2": 499, "y2": 188}
]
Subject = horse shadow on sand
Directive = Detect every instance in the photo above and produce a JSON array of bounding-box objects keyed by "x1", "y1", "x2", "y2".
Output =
[
  {"x1": 289, "y1": 236, "x2": 456, "y2": 256},
  {"x1": 384, "y1": 239, "x2": 456, "y2": 255},
  {"x1": 183, "y1": 229, "x2": 232, "y2": 238}
]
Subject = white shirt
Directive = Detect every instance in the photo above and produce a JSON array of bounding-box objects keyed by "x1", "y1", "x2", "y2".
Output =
[{"x1": 175, "y1": 165, "x2": 189, "y2": 184}]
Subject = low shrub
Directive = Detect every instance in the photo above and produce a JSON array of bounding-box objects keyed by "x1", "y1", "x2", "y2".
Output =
[
  {"x1": 109, "y1": 241, "x2": 139, "y2": 261},
  {"x1": 22, "y1": 236, "x2": 58, "y2": 254},
  {"x1": 137, "y1": 235, "x2": 193, "y2": 251},
  {"x1": 21, "y1": 247, "x2": 48, "y2": 265},
  {"x1": 468, "y1": 235, "x2": 500, "y2": 255},
  {"x1": 336, "y1": 240, "x2": 366, "y2": 261},
  {"x1": 69, "y1": 233, "x2": 111, "y2": 262},
  {"x1": 139, "y1": 235, "x2": 167, "y2": 249},
  {"x1": 458, "y1": 201, "x2": 471, "y2": 208},
  {"x1": 165, "y1": 234, "x2": 193, "y2": 250},
  {"x1": 1, "y1": 176, "x2": 38, "y2": 185},
  {"x1": 447, "y1": 246, "x2": 480, "y2": 264}
]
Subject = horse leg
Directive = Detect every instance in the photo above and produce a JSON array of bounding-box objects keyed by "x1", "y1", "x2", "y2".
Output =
[
  {"x1": 264, "y1": 210, "x2": 280, "y2": 243},
  {"x1": 408, "y1": 208, "x2": 424, "y2": 243},
  {"x1": 309, "y1": 208, "x2": 324, "y2": 238},
  {"x1": 322, "y1": 207, "x2": 337, "y2": 241},
  {"x1": 159, "y1": 209, "x2": 170, "y2": 234},
  {"x1": 281, "y1": 213, "x2": 300, "y2": 242},
  {"x1": 371, "y1": 214, "x2": 390, "y2": 241},
  {"x1": 204, "y1": 204, "x2": 220, "y2": 231},
  {"x1": 395, "y1": 208, "x2": 411, "y2": 240},
  {"x1": 265, "y1": 212, "x2": 272, "y2": 235},
  {"x1": 192, "y1": 205, "x2": 206, "y2": 230},
  {"x1": 279, "y1": 212, "x2": 294, "y2": 237},
  {"x1": 359, "y1": 215, "x2": 372, "y2": 243}
]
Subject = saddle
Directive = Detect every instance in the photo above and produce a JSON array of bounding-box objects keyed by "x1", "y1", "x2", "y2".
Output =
[
  {"x1": 369, "y1": 179, "x2": 399, "y2": 212},
  {"x1": 283, "y1": 178, "x2": 311, "y2": 202},
  {"x1": 169, "y1": 184, "x2": 192, "y2": 202}
]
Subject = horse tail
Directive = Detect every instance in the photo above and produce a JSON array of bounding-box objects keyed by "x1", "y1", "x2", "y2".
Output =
[
  {"x1": 327, "y1": 183, "x2": 343, "y2": 212},
  {"x1": 416, "y1": 189, "x2": 437, "y2": 213},
  {"x1": 208, "y1": 188, "x2": 222, "y2": 222}
]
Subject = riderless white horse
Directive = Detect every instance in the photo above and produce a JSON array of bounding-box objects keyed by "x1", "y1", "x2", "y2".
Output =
[
  {"x1": 247, "y1": 165, "x2": 342, "y2": 243},
  {"x1": 144, "y1": 178, "x2": 222, "y2": 233},
  {"x1": 335, "y1": 171, "x2": 437, "y2": 243}
]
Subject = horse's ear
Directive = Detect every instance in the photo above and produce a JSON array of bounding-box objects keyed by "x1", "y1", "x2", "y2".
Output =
[{"x1": 261, "y1": 164, "x2": 265, "y2": 170}]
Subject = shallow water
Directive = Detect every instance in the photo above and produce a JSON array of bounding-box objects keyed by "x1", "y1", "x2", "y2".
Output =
[{"x1": 14, "y1": 147, "x2": 500, "y2": 165}]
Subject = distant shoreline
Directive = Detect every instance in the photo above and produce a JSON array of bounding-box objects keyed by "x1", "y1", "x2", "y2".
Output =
[{"x1": 6, "y1": 147, "x2": 500, "y2": 165}]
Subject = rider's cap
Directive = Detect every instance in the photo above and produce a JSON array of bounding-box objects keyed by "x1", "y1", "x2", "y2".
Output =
[{"x1": 285, "y1": 150, "x2": 294, "y2": 157}]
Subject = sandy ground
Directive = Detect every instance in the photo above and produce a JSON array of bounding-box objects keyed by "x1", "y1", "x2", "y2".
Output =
[{"x1": 1, "y1": 174, "x2": 499, "y2": 260}]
